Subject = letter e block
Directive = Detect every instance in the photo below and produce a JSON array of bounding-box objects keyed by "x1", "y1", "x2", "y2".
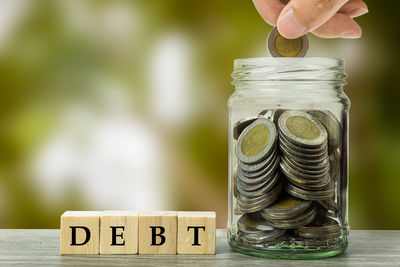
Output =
[
  {"x1": 100, "y1": 211, "x2": 139, "y2": 254},
  {"x1": 177, "y1": 211, "x2": 216, "y2": 254},
  {"x1": 138, "y1": 211, "x2": 177, "y2": 254},
  {"x1": 60, "y1": 211, "x2": 101, "y2": 255}
]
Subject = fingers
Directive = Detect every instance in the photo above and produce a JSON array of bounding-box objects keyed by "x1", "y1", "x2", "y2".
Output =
[
  {"x1": 252, "y1": 0, "x2": 286, "y2": 25},
  {"x1": 311, "y1": 13, "x2": 362, "y2": 38},
  {"x1": 277, "y1": 0, "x2": 350, "y2": 38},
  {"x1": 339, "y1": 0, "x2": 368, "y2": 18}
]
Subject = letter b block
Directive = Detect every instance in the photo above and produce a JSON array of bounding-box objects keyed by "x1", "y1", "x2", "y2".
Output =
[
  {"x1": 138, "y1": 211, "x2": 177, "y2": 254},
  {"x1": 177, "y1": 211, "x2": 216, "y2": 254},
  {"x1": 60, "y1": 211, "x2": 101, "y2": 254}
]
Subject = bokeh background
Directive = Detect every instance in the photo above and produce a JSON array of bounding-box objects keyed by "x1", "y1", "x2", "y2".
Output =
[{"x1": 0, "y1": 0, "x2": 398, "y2": 229}]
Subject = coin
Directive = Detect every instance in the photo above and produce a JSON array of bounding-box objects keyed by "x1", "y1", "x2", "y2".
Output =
[
  {"x1": 307, "y1": 110, "x2": 341, "y2": 154},
  {"x1": 237, "y1": 213, "x2": 286, "y2": 241},
  {"x1": 296, "y1": 216, "x2": 340, "y2": 239},
  {"x1": 237, "y1": 180, "x2": 282, "y2": 213},
  {"x1": 283, "y1": 154, "x2": 329, "y2": 171},
  {"x1": 285, "y1": 182, "x2": 334, "y2": 201},
  {"x1": 233, "y1": 116, "x2": 258, "y2": 140},
  {"x1": 238, "y1": 171, "x2": 279, "y2": 192},
  {"x1": 239, "y1": 146, "x2": 277, "y2": 173},
  {"x1": 237, "y1": 172, "x2": 280, "y2": 197},
  {"x1": 267, "y1": 27, "x2": 309, "y2": 57},
  {"x1": 236, "y1": 118, "x2": 278, "y2": 164},
  {"x1": 261, "y1": 195, "x2": 311, "y2": 220},
  {"x1": 263, "y1": 205, "x2": 317, "y2": 229},
  {"x1": 239, "y1": 151, "x2": 279, "y2": 178},
  {"x1": 278, "y1": 110, "x2": 328, "y2": 148}
]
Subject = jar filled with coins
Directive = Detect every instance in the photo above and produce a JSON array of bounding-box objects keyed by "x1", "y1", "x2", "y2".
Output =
[{"x1": 227, "y1": 56, "x2": 350, "y2": 259}]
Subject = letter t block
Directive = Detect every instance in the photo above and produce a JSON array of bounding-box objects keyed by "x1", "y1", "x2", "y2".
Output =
[
  {"x1": 177, "y1": 211, "x2": 216, "y2": 254},
  {"x1": 138, "y1": 211, "x2": 177, "y2": 254},
  {"x1": 60, "y1": 211, "x2": 101, "y2": 255}
]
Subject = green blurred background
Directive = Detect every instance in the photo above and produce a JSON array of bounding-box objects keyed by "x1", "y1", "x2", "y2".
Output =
[{"x1": 0, "y1": 0, "x2": 398, "y2": 229}]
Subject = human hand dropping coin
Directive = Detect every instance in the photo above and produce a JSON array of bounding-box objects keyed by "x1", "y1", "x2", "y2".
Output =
[
  {"x1": 253, "y1": 0, "x2": 368, "y2": 39},
  {"x1": 256, "y1": 0, "x2": 369, "y2": 57}
]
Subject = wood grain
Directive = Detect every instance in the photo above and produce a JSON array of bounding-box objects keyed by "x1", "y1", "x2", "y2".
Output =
[
  {"x1": 177, "y1": 211, "x2": 216, "y2": 254},
  {"x1": 1, "y1": 230, "x2": 400, "y2": 266},
  {"x1": 100, "y1": 211, "x2": 138, "y2": 254},
  {"x1": 60, "y1": 211, "x2": 101, "y2": 255},
  {"x1": 138, "y1": 211, "x2": 177, "y2": 254}
]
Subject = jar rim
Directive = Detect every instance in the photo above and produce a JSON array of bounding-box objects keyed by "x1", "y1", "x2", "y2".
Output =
[
  {"x1": 232, "y1": 57, "x2": 346, "y2": 86},
  {"x1": 234, "y1": 57, "x2": 343, "y2": 68}
]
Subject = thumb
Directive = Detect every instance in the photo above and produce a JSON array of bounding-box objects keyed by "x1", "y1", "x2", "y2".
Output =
[{"x1": 277, "y1": 0, "x2": 349, "y2": 38}]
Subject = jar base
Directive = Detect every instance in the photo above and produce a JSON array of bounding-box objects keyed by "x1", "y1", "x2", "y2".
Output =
[{"x1": 228, "y1": 237, "x2": 348, "y2": 259}]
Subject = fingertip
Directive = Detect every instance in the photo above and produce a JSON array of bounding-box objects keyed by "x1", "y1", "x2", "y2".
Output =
[{"x1": 277, "y1": 8, "x2": 307, "y2": 39}]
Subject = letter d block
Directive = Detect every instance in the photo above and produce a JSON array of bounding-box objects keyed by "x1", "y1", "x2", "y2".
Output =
[
  {"x1": 177, "y1": 211, "x2": 216, "y2": 254},
  {"x1": 138, "y1": 211, "x2": 177, "y2": 254},
  {"x1": 60, "y1": 211, "x2": 101, "y2": 255},
  {"x1": 100, "y1": 211, "x2": 139, "y2": 254}
]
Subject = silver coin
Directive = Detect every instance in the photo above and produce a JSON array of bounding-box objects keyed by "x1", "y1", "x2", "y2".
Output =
[
  {"x1": 236, "y1": 118, "x2": 278, "y2": 164},
  {"x1": 238, "y1": 170, "x2": 279, "y2": 192},
  {"x1": 237, "y1": 213, "x2": 275, "y2": 234},
  {"x1": 307, "y1": 110, "x2": 341, "y2": 154},
  {"x1": 279, "y1": 137, "x2": 327, "y2": 160},
  {"x1": 294, "y1": 237, "x2": 339, "y2": 247},
  {"x1": 261, "y1": 195, "x2": 311, "y2": 220},
  {"x1": 296, "y1": 217, "x2": 340, "y2": 239},
  {"x1": 238, "y1": 230, "x2": 286, "y2": 245},
  {"x1": 278, "y1": 110, "x2": 328, "y2": 148},
  {"x1": 281, "y1": 155, "x2": 329, "y2": 176},
  {"x1": 267, "y1": 27, "x2": 309, "y2": 58},
  {"x1": 279, "y1": 132, "x2": 327, "y2": 154},
  {"x1": 237, "y1": 172, "x2": 280, "y2": 197},
  {"x1": 285, "y1": 183, "x2": 334, "y2": 201},
  {"x1": 280, "y1": 160, "x2": 330, "y2": 181},
  {"x1": 283, "y1": 154, "x2": 329, "y2": 171},
  {"x1": 233, "y1": 116, "x2": 258, "y2": 140},
  {"x1": 237, "y1": 213, "x2": 286, "y2": 243},
  {"x1": 239, "y1": 151, "x2": 279, "y2": 178},
  {"x1": 238, "y1": 182, "x2": 282, "y2": 213},
  {"x1": 238, "y1": 157, "x2": 280, "y2": 185},
  {"x1": 239, "y1": 146, "x2": 277, "y2": 173},
  {"x1": 318, "y1": 198, "x2": 339, "y2": 213},
  {"x1": 263, "y1": 206, "x2": 317, "y2": 229},
  {"x1": 279, "y1": 143, "x2": 328, "y2": 165},
  {"x1": 329, "y1": 147, "x2": 341, "y2": 181}
]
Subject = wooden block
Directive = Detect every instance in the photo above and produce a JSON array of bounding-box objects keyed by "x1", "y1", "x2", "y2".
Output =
[
  {"x1": 100, "y1": 211, "x2": 139, "y2": 254},
  {"x1": 177, "y1": 211, "x2": 216, "y2": 254},
  {"x1": 60, "y1": 211, "x2": 101, "y2": 255},
  {"x1": 138, "y1": 211, "x2": 177, "y2": 254}
]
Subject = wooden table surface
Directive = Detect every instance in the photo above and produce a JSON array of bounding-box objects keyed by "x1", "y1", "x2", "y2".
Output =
[{"x1": 0, "y1": 229, "x2": 399, "y2": 266}]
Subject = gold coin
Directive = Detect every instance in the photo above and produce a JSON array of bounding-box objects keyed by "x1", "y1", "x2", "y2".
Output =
[
  {"x1": 241, "y1": 125, "x2": 270, "y2": 157},
  {"x1": 267, "y1": 27, "x2": 309, "y2": 57},
  {"x1": 273, "y1": 195, "x2": 302, "y2": 210},
  {"x1": 274, "y1": 33, "x2": 302, "y2": 57},
  {"x1": 286, "y1": 116, "x2": 320, "y2": 140}
]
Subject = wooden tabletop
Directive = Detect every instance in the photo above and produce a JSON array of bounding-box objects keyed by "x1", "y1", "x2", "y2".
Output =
[{"x1": 0, "y1": 229, "x2": 399, "y2": 266}]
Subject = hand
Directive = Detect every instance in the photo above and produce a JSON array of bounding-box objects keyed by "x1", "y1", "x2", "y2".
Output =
[{"x1": 253, "y1": 0, "x2": 368, "y2": 39}]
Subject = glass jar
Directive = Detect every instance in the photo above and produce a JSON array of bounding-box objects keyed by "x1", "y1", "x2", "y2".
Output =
[{"x1": 227, "y1": 57, "x2": 350, "y2": 259}]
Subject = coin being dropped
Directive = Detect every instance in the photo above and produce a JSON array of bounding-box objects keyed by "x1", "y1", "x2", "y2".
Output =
[{"x1": 267, "y1": 27, "x2": 309, "y2": 57}]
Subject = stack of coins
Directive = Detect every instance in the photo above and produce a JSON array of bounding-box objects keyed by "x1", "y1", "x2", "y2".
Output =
[
  {"x1": 277, "y1": 110, "x2": 334, "y2": 201},
  {"x1": 260, "y1": 195, "x2": 316, "y2": 229},
  {"x1": 295, "y1": 216, "x2": 341, "y2": 246},
  {"x1": 237, "y1": 213, "x2": 286, "y2": 245},
  {"x1": 235, "y1": 118, "x2": 282, "y2": 213}
]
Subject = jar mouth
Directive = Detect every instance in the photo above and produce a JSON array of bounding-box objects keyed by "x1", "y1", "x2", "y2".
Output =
[
  {"x1": 234, "y1": 57, "x2": 343, "y2": 67},
  {"x1": 232, "y1": 57, "x2": 346, "y2": 87}
]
